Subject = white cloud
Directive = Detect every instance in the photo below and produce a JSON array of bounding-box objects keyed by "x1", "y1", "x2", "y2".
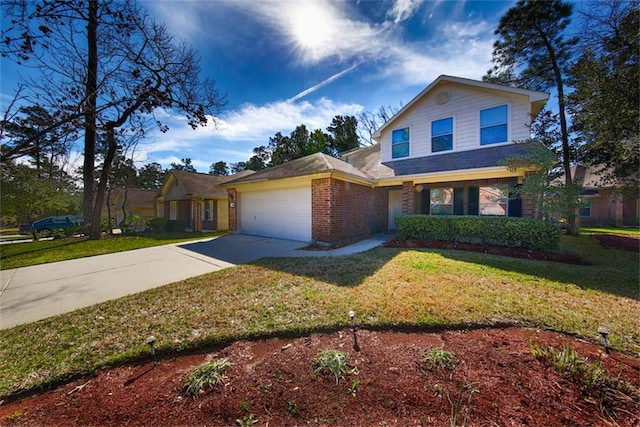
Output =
[
  {"x1": 140, "y1": 97, "x2": 364, "y2": 170},
  {"x1": 388, "y1": 0, "x2": 425, "y2": 24}
]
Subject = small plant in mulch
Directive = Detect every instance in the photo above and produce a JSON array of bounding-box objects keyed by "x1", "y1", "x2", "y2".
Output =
[
  {"x1": 311, "y1": 349, "x2": 355, "y2": 384},
  {"x1": 182, "y1": 357, "x2": 232, "y2": 396},
  {"x1": 423, "y1": 348, "x2": 477, "y2": 426},
  {"x1": 235, "y1": 413, "x2": 258, "y2": 427},
  {"x1": 423, "y1": 348, "x2": 457, "y2": 372},
  {"x1": 528, "y1": 339, "x2": 640, "y2": 417}
]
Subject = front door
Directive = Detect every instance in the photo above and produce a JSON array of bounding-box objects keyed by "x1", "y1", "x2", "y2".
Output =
[{"x1": 388, "y1": 190, "x2": 403, "y2": 230}]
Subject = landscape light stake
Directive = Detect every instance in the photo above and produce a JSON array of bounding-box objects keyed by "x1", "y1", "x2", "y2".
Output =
[
  {"x1": 146, "y1": 335, "x2": 158, "y2": 366},
  {"x1": 349, "y1": 310, "x2": 360, "y2": 352},
  {"x1": 597, "y1": 327, "x2": 610, "y2": 356}
]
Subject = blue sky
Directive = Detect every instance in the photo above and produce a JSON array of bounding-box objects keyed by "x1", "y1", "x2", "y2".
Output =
[{"x1": 0, "y1": 0, "x2": 587, "y2": 173}]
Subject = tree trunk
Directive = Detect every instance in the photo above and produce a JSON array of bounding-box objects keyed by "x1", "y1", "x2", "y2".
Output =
[
  {"x1": 541, "y1": 27, "x2": 579, "y2": 236},
  {"x1": 89, "y1": 127, "x2": 117, "y2": 240},
  {"x1": 82, "y1": 0, "x2": 99, "y2": 229}
]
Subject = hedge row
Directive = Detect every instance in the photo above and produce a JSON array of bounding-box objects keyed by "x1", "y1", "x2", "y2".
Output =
[{"x1": 395, "y1": 215, "x2": 560, "y2": 251}]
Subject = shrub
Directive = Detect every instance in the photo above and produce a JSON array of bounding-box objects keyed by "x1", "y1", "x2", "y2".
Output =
[
  {"x1": 146, "y1": 217, "x2": 185, "y2": 232},
  {"x1": 183, "y1": 358, "x2": 232, "y2": 396},
  {"x1": 423, "y1": 348, "x2": 457, "y2": 372},
  {"x1": 166, "y1": 219, "x2": 186, "y2": 232},
  {"x1": 121, "y1": 215, "x2": 149, "y2": 234},
  {"x1": 147, "y1": 217, "x2": 167, "y2": 232},
  {"x1": 395, "y1": 215, "x2": 560, "y2": 251},
  {"x1": 311, "y1": 349, "x2": 354, "y2": 384}
]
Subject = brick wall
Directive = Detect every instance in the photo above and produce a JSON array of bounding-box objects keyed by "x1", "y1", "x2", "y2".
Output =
[
  {"x1": 312, "y1": 178, "x2": 386, "y2": 244},
  {"x1": 402, "y1": 181, "x2": 415, "y2": 214},
  {"x1": 228, "y1": 188, "x2": 237, "y2": 231}
]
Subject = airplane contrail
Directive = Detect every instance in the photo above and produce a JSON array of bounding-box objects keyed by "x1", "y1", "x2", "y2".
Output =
[{"x1": 288, "y1": 62, "x2": 362, "y2": 102}]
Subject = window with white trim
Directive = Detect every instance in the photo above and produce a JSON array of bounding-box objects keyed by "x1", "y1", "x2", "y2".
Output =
[
  {"x1": 480, "y1": 105, "x2": 508, "y2": 145},
  {"x1": 204, "y1": 200, "x2": 213, "y2": 221},
  {"x1": 391, "y1": 127, "x2": 410, "y2": 158},
  {"x1": 431, "y1": 117, "x2": 453, "y2": 153},
  {"x1": 579, "y1": 198, "x2": 592, "y2": 217}
]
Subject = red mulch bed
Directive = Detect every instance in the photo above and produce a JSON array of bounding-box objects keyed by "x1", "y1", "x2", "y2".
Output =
[
  {"x1": 382, "y1": 239, "x2": 591, "y2": 265},
  {"x1": 594, "y1": 234, "x2": 640, "y2": 252},
  {"x1": 1, "y1": 328, "x2": 638, "y2": 426}
]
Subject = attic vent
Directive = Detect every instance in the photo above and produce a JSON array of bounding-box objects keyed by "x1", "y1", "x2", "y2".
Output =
[{"x1": 435, "y1": 90, "x2": 451, "y2": 105}]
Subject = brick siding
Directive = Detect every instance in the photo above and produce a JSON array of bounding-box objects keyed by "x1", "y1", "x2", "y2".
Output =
[
  {"x1": 228, "y1": 188, "x2": 237, "y2": 231},
  {"x1": 312, "y1": 178, "x2": 386, "y2": 244}
]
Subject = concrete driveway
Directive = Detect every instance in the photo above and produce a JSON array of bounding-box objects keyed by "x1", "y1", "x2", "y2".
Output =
[{"x1": 0, "y1": 234, "x2": 306, "y2": 330}]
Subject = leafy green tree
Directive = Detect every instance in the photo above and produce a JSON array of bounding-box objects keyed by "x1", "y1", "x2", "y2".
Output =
[
  {"x1": 1, "y1": 162, "x2": 78, "y2": 240},
  {"x1": 327, "y1": 115, "x2": 359, "y2": 154},
  {"x1": 245, "y1": 146, "x2": 270, "y2": 171},
  {"x1": 0, "y1": 105, "x2": 72, "y2": 169},
  {"x1": 485, "y1": 0, "x2": 580, "y2": 235},
  {"x1": 137, "y1": 162, "x2": 168, "y2": 190},
  {"x1": 568, "y1": 0, "x2": 639, "y2": 188},
  {"x1": 230, "y1": 161, "x2": 247, "y2": 174},
  {"x1": 502, "y1": 140, "x2": 579, "y2": 221},
  {"x1": 209, "y1": 161, "x2": 229, "y2": 176},
  {"x1": 170, "y1": 158, "x2": 197, "y2": 173},
  {"x1": 2, "y1": 0, "x2": 225, "y2": 240}
]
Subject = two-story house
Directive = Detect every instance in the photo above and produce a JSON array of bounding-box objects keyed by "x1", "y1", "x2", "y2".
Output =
[{"x1": 223, "y1": 75, "x2": 549, "y2": 243}]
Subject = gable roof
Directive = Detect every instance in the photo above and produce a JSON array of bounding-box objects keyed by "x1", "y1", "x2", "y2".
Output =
[
  {"x1": 341, "y1": 143, "x2": 394, "y2": 180},
  {"x1": 372, "y1": 75, "x2": 549, "y2": 141},
  {"x1": 223, "y1": 152, "x2": 374, "y2": 185},
  {"x1": 112, "y1": 189, "x2": 157, "y2": 207},
  {"x1": 161, "y1": 169, "x2": 255, "y2": 198}
]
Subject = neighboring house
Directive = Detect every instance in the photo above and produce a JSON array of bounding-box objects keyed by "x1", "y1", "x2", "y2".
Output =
[
  {"x1": 572, "y1": 165, "x2": 639, "y2": 226},
  {"x1": 111, "y1": 188, "x2": 157, "y2": 227},
  {"x1": 156, "y1": 170, "x2": 254, "y2": 232},
  {"x1": 223, "y1": 75, "x2": 550, "y2": 244}
]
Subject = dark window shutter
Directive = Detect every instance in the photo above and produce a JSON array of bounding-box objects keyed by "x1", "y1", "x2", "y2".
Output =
[
  {"x1": 453, "y1": 188, "x2": 464, "y2": 215},
  {"x1": 468, "y1": 186, "x2": 479, "y2": 215},
  {"x1": 508, "y1": 189, "x2": 522, "y2": 217},
  {"x1": 420, "y1": 188, "x2": 430, "y2": 214}
]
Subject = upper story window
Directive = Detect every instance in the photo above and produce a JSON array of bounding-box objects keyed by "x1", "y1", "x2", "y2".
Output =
[
  {"x1": 391, "y1": 127, "x2": 410, "y2": 158},
  {"x1": 431, "y1": 117, "x2": 453, "y2": 153},
  {"x1": 480, "y1": 105, "x2": 508, "y2": 145}
]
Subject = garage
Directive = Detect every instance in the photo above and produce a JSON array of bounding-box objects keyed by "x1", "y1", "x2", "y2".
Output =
[{"x1": 239, "y1": 186, "x2": 312, "y2": 242}]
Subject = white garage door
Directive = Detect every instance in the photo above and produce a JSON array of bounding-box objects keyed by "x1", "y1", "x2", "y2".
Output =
[{"x1": 239, "y1": 187, "x2": 312, "y2": 242}]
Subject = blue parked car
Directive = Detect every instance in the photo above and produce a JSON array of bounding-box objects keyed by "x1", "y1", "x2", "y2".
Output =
[{"x1": 18, "y1": 215, "x2": 85, "y2": 237}]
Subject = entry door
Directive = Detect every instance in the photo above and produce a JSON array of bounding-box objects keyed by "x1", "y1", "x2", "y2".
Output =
[{"x1": 388, "y1": 190, "x2": 403, "y2": 230}]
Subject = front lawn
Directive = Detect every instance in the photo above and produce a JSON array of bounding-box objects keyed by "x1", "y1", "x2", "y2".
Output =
[
  {"x1": 0, "y1": 232, "x2": 224, "y2": 270},
  {"x1": 0, "y1": 230, "x2": 637, "y2": 398}
]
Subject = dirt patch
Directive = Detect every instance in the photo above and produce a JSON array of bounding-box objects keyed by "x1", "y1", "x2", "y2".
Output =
[
  {"x1": 595, "y1": 234, "x2": 639, "y2": 252},
  {"x1": 1, "y1": 328, "x2": 638, "y2": 426},
  {"x1": 382, "y1": 239, "x2": 590, "y2": 265}
]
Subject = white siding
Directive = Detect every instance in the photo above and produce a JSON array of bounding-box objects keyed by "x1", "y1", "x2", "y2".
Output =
[{"x1": 381, "y1": 82, "x2": 534, "y2": 163}]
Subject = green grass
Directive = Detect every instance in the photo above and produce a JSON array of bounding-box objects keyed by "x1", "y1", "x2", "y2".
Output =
[
  {"x1": 0, "y1": 229, "x2": 638, "y2": 398},
  {"x1": 0, "y1": 232, "x2": 224, "y2": 270},
  {"x1": 581, "y1": 226, "x2": 639, "y2": 237}
]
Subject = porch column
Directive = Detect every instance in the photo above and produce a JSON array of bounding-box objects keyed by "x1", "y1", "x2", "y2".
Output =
[
  {"x1": 228, "y1": 188, "x2": 238, "y2": 231},
  {"x1": 402, "y1": 181, "x2": 415, "y2": 214},
  {"x1": 610, "y1": 192, "x2": 624, "y2": 226}
]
